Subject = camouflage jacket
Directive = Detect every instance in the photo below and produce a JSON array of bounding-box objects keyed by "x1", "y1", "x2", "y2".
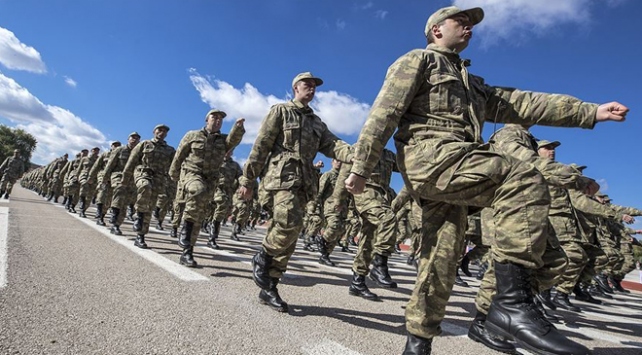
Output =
[
  {"x1": 317, "y1": 168, "x2": 340, "y2": 206},
  {"x1": 61, "y1": 157, "x2": 82, "y2": 182},
  {"x1": 351, "y1": 44, "x2": 598, "y2": 191},
  {"x1": 216, "y1": 157, "x2": 243, "y2": 194},
  {"x1": 489, "y1": 124, "x2": 590, "y2": 190},
  {"x1": 103, "y1": 145, "x2": 136, "y2": 180},
  {"x1": 241, "y1": 99, "x2": 352, "y2": 199},
  {"x1": 569, "y1": 190, "x2": 622, "y2": 244},
  {"x1": 123, "y1": 138, "x2": 175, "y2": 181},
  {"x1": 45, "y1": 157, "x2": 67, "y2": 178},
  {"x1": 0, "y1": 157, "x2": 23, "y2": 178},
  {"x1": 169, "y1": 125, "x2": 244, "y2": 182},
  {"x1": 75, "y1": 153, "x2": 99, "y2": 180},
  {"x1": 88, "y1": 149, "x2": 115, "y2": 184}
]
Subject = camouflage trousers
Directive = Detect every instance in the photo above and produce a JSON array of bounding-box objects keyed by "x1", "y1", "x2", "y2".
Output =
[
  {"x1": 555, "y1": 241, "x2": 589, "y2": 294},
  {"x1": 352, "y1": 186, "x2": 397, "y2": 276},
  {"x1": 110, "y1": 175, "x2": 136, "y2": 227},
  {"x1": 175, "y1": 173, "x2": 215, "y2": 245},
  {"x1": 613, "y1": 243, "x2": 636, "y2": 279},
  {"x1": 48, "y1": 176, "x2": 63, "y2": 199},
  {"x1": 132, "y1": 173, "x2": 166, "y2": 235},
  {"x1": 233, "y1": 199, "x2": 251, "y2": 228},
  {"x1": 155, "y1": 193, "x2": 173, "y2": 223},
  {"x1": 95, "y1": 180, "x2": 113, "y2": 210},
  {"x1": 322, "y1": 211, "x2": 347, "y2": 252},
  {"x1": 262, "y1": 189, "x2": 308, "y2": 279},
  {"x1": 304, "y1": 212, "x2": 324, "y2": 244},
  {"x1": 475, "y1": 237, "x2": 568, "y2": 314},
  {"x1": 0, "y1": 175, "x2": 17, "y2": 194},
  {"x1": 212, "y1": 189, "x2": 233, "y2": 223},
  {"x1": 577, "y1": 244, "x2": 606, "y2": 285},
  {"x1": 79, "y1": 174, "x2": 96, "y2": 200},
  {"x1": 400, "y1": 146, "x2": 551, "y2": 339},
  {"x1": 463, "y1": 233, "x2": 490, "y2": 263},
  {"x1": 65, "y1": 177, "x2": 80, "y2": 205},
  {"x1": 597, "y1": 246, "x2": 624, "y2": 275}
]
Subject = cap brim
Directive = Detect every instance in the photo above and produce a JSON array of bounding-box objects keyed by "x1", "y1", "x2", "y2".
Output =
[{"x1": 461, "y1": 7, "x2": 484, "y2": 26}]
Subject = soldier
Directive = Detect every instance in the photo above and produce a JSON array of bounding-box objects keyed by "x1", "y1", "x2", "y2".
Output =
[
  {"x1": 62, "y1": 150, "x2": 87, "y2": 212},
  {"x1": 77, "y1": 147, "x2": 101, "y2": 217},
  {"x1": 343, "y1": 6, "x2": 628, "y2": 354},
  {"x1": 0, "y1": 149, "x2": 25, "y2": 199},
  {"x1": 238, "y1": 72, "x2": 352, "y2": 313},
  {"x1": 208, "y1": 150, "x2": 243, "y2": 249},
  {"x1": 169, "y1": 110, "x2": 244, "y2": 266},
  {"x1": 104, "y1": 132, "x2": 141, "y2": 235},
  {"x1": 89, "y1": 142, "x2": 122, "y2": 225},
  {"x1": 45, "y1": 153, "x2": 68, "y2": 203},
  {"x1": 301, "y1": 161, "x2": 325, "y2": 251},
  {"x1": 315, "y1": 159, "x2": 345, "y2": 265}
]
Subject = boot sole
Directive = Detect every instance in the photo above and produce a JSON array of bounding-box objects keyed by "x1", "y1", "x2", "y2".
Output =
[
  {"x1": 348, "y1": 290, "x2": 379, "y2": 301},
  {"x1": 485, "y1": 322, "x2": 563, "y2": 355},
  {"x1": 369, "y1": 274, "x2": 397, "y2": 289},
  {"x1": 467, "y1": 330, "x2": 517, "y2": 354},
  {"x1": 258, "y1": 299, "x2": 288, "y2": 313}
]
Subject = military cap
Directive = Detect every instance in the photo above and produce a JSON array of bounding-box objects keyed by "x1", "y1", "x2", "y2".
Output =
[
  {"x1": 292, "y1": 72, "x2": 323, "y2": 88},
  {"x1": 425, "y1": 6, "x2": 484, "y2": 37},
  {"x1": 91, "y1": 147, "x2": 100, "y2": 151},
  {"x1": 81, "y1": 149, "x2": 89, "y2": 153},
  {"x1": 111, "y1": 141, "x2": 122, "y2": 146},
  {"x1": 536, "y1": 140, "x2": 561, "y2": 149},
  {"x1": 569, "y1": 163, "x2": 587, "y2": 172},
  {"x1": 153, "y1": 124, "x2": 170, "y2": 132},
  {"x1": 206, "y1": 109, "x2": 227, "y2": 119}
]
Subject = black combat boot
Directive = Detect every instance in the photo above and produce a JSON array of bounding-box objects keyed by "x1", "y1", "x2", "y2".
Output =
[
  {"x1": 348, "y1": 235, "x2": 357, "y2": 246},
  {"x1": 402, "y1": 333, "x2": 432, "y2": 355},
  {"x1": 341, "y1": 244, "x2": 351, "y2": 253},
  {"x1": 53, "y1": 196, "x2": 59, "y2": 203},
  {"x1": 468, "y1": 311, "x2": 517, "y2": 354},
  {"x1": 179, "y1": 247, "x2": 198, "y2": 267},
  {"x1": 476, "y1": 261, "x2": 488, "y2": 280},
  {"x1": 170, "y1": 227, "x2": 178, "y2": 238},
  {"x1": 573, "y1": 285, "x2": 601, "y2": 305},
  {"x1": 258, "y1": 278, "x2": 288, "y2": 312},
  {"x1": 460, "y1": 253, "x2": 472, "y2": 277},
  {"x1": 95, "y1": 203, "x2": 104, "y2": 220},
  {"x1": 552, "y1": 291, "x2": 582, "y2": 312},
  {"x1": 317, "y1": 237, "x2": 336, "y2": 267},
  {"x1": 535, "y1": 288, "x2": 557, "y2": 310},
  {"x1": 152, "y1": 206, "x2": 160, "y2": 220},
  {"x1": 485, "y1": 262, "x2": 591, "y2": 355},
  {"x1": 370, "y1": 254, "x2": 397, "y2": 288},
  {"x1": 609, "y1": 276, "x2": 629, "y2": 293},
  {"x1": 252, "y1": 249, "x2": 274, "y2": 290},
  {"x1": 78, "y1": 196, "x2": 87, "y2": 217},
  {"x1": 587, "y1": 284, "x2": 612, "y2": 299},
  {"x1": 3, "y1": 192, "x2": 8, "y2": 199},
  {"x1": 134, "y1": 234, "x2": 148, "y2": 249},
  {"x1": 230, "y1": 223, "x2": 241, "y2": 241},
  {"x1": 178, "y1": 221, "x2": 194, "y2": 249},
  {"x1": 155, "y1": 221, "x2": 164, "y2": 230},
  {"x1": 455, "y1": 270, "x2": 470, "y2": 287},
  {"x1": 133, "y1": 212, "x2": 144, "y2": 232},
  {"x1": 533, "y1": 294, "x2": 561, "y2": 323},
  {"x1": 207, "y1": 221, "x2": 220, "y2": 249},
  {"x1": 348, "y1": 273, "x2": 378, "y2": 300},
  {"x1": 394, "y1": 243, "x2": 402, "y2": 253},
  {"x1": 109, "y1": 207, "x2": 119, "y2": 225},
  {"x1": 127, "y1": 204, "x2": 135, "y2": 221},
  {"x1": 302, "y1": 236, "x2": 315, "y2": 252},
  {"x1": 594, "y1": 274, "x2": 614, "y2": 294},
  {"x1": 110, "y1": 225, "x2": 123, "y2": 235},
  {"x1": 407, "y1": 255, "x2": 415, "y2": 265},
  {"x1": 62, "y1": 196, "x2": 68, "y2": 206}
]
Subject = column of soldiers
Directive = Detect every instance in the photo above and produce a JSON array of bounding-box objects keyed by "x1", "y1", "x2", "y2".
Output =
[{"x1": 14, "y1": 6, "x2": 642, "y2": 355}]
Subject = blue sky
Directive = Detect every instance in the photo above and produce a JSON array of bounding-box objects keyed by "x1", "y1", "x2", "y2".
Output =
[{"x1": 1, "y1": 0, "x2": 641, "y2": 229}]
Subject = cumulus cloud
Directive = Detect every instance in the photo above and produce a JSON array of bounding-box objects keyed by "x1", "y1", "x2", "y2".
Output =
[
  {"x1": 64, "y1": 76, "x2": 77, "y2": 88},
  {"x1": 0, "y1": 27, "x2": 47, "y2": 74},
  {"x1": 188, "y1": 69, "x2": 370, "y2": 144},
  {"x1": 596, "y1": 178, "x2": 609, "y2": 193},
  {"x1": 452, "y1": 0, "x2": 623, "y2": 45},
  {"x1": 0, "y1": 73, "x2": 107, "y2": 164},
  {"x1": 375, "y1": 10, "x2": 389, "y2": 20}
]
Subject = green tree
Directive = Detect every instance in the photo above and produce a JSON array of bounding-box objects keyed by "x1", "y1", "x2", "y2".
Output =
[{"x1": 0, "y1": 125, "x2": 38, "y2": 171}]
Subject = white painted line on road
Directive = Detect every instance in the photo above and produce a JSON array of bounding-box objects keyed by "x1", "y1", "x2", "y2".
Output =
[
  {"x1": 0, "y1": 206, "x2": 8, "y2": 288},
  {"x1": 0, "y1": 199, "x2": 9, "y2": 203},
  {"x1": 72, "y1": 211, "x2": 209, "y2": 282},
  {"x1": 301, "y1": 339, "x2": 362, "y2": 355}
]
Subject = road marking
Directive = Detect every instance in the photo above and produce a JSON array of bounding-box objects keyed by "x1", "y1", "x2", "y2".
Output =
[
  {"x1": 0, "y1": 206, "x2": 8, "y2": 288},
  {"x1": 70, "y1": 208, "x2": 209, "y2": 282},
  {"x1": 0, "y1": 199, "x2": 9, "y2": 203},
  {"x1": 301, "y1": 339, "x2": 362, "y2": 355}
]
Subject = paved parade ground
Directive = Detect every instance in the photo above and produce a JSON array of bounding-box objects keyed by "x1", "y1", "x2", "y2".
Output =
[{"x1": 1, "y1": 185, "x2": 642, "y2": 355}]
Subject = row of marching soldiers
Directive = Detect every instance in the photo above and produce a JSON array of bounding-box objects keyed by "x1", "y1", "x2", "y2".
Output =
[{"x1": 20, "y1": 112, "x2": 262, "y2": 267}]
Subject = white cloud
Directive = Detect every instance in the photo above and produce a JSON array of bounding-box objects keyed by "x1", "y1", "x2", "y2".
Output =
[
  {"x1": 596, "y1": 178, "x2": 609, "y2": 193},
  {"x1": 453, "y1": 0, "x2": 605, "y2": 45},
  {"x1": 0, "y1": 72, "x2": 107, "y2": 164},
  {"x1": 336, "y1": 19, "x2": 347, "y2": 30},
  {"x1": 64, "y1": 76, "x2": 77, "y2": 88},
  {"x1": 188, "y1": 69, "x2": 370, "y2": 144},
  {"x1": 375, "y1": 10, "x2": 388, "y2": 20},
  {"x1": 358, "y1": 2, "x2": 374, "y2": 10},
  {"x1": 0, "y1": 27, "x2": 47, "y2": 74}
]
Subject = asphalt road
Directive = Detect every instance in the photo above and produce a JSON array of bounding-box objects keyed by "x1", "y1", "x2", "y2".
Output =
[{"x1": 1, "y1": 185, "x2": 641, "y2": 355}]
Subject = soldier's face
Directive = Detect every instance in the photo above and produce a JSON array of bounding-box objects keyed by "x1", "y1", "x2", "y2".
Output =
[
  {"x1": 206, "y1": 114, "x2": 224, "y2": 132},
  {"x1": 128, "y1": 136, "x2": 140, "y2": 147},
  {"x1": 435, "y1": 14, "x2": 473, "y2": 52},
  {"x1": 293, "y1": 79, "x2": 317, "y2": 104},
  {"x1": 154, "y1": 128, "x2": 168, "y2": 140},
  {"x1": 537, "y1": 146, "x2": 556, "y2": 160}
]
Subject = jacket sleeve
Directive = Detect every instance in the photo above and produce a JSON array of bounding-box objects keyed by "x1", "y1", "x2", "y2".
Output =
[
  {"x1": 241, "y1": 106, "x2": 282, "y2": 187},
  {"x1": 169, "y1": 134, "x2": 191, "y2": 181}
]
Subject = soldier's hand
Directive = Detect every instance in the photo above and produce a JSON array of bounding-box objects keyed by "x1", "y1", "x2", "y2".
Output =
[
  {"x1": 235, "y1": 118, "x2": 245, "y2": 127},
  {"x1": 345, "y1": 173, "x2": 366, "y2": 194},
  {"x1": 595, "y1": 102, "x2": 629, "y2": 122},
  {"x1": 314, "y1": 160, "x2": 324, "y2": 169},
  {"x1": 622, "y1": 214, "x2": 635, "y2": 224},
  {"x1": 239, "y1": 186, "x2": 252, "y2": 201},
  {"x1": 635, "y1": 229, "x2": 642, "y2": 234}
]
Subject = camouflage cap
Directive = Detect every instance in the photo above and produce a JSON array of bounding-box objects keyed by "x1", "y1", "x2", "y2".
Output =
[
  {"x1": 425, "y1": 6, "x2": 484, "y2": 37},
  {"x1": 111, "y1": 141, "x2": 122, "y2": 146},
  {"x1": 91, "y1": 146, "x2": 100, "y2": 151},
  {"x1": 536, "y1": 140, "x2": 561, "y2": 149},
  {"x1": 81, "y1": 149, "x2": 89, "y2": 153},
  {"x1": 206, "y1": 109, "x2": 227, "y2": 119},
  {"x1": 154, "y1": 124, "x2": 170, "y2": 132},
  {"x1": 292, "y1": 72, "x2": 323, "y2": 88},
  {"x1": 129, "y1": 131, "x2": 141, "y2": 139},
  {"x1": 569, "y1": 163, "x2": 587, "y2": 172}
]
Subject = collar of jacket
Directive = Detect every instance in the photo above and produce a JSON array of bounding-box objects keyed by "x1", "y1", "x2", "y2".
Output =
[
  {"x1": 426, "y1": 43, "x2": 471, "y2": 67},
  {"x1": 290, "y1": 99, "x2": 314, "y2": 114},
  {"x1": 201, "y1": 127, "x2": 221, "y2": 137}
]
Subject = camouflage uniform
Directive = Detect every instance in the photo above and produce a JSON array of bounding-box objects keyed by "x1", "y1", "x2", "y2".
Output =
[
  {"x1": 241, "y1": 98, "x2": 351, "y2": 282},
  {"x1": 212, "y1": 156, "x2": 243, "y2": 224},
  {"x1": 169, "y1": 119, "x2": 244, "y2": 256},
  {"x1": 77, "y1": 150, "x2": 100, "y2": 215},
  {"x1": 349, "y1": 43, "x2": 600, "y2": 341},
  {"x1": 124, "y1": 133, "x2": 176, "y2": 240},
  {"x1": 316, "y1": 166, "x2": 344, "y2": 254},
  {"x1": 104, "y1": 143, "x2": 138, "y2": 232},
  {"x1": 0, "y1": 155, "x2": 24, "y2": 197},
  {"x1": 45, "y1": 155, "x2": 68, "y2": 202},
  {"x1": 61, "y1": 153, "x2": 84, "y2": 210},
  {"x1": 89, "y1": 145, "x2": 120, "y2": 222}
]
